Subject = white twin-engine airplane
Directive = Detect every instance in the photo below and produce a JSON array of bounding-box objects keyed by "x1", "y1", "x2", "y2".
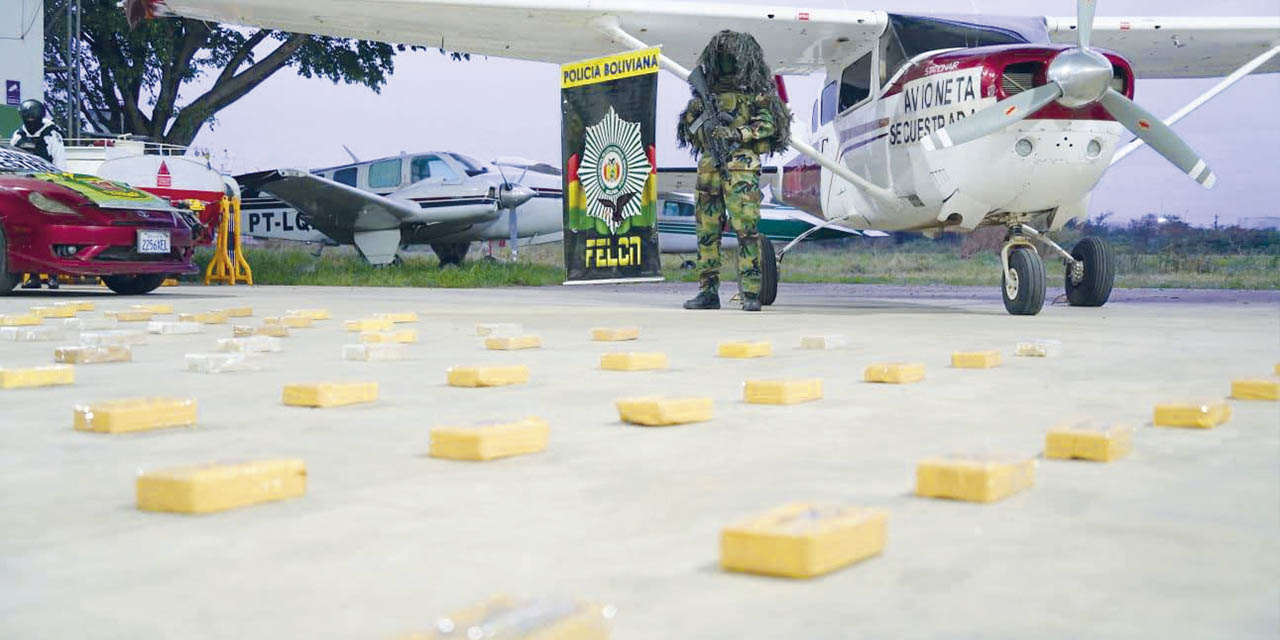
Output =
[{"x1": 143, "y1": 0, "x2": 1279, "y2": 314}]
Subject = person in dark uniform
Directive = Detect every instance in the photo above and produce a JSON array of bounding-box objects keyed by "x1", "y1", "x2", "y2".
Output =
[{"x1": 10, "y1": 100, "x2": 66, "y2": 169}]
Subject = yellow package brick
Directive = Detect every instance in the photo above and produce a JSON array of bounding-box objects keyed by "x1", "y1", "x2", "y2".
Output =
[
  {"x1": 282, "y1": 381, "x2": 378, "y2": 408},
  {"x1": 447, "y1": 365, "x2": 529, "y2": 388},
  {"x1": 235, "y1": 324, "x2": 289, "y2": 337},
  {"x1": 1044, "y1": 422, "x2": 1134, "y2": 462},
  {"x1": 592, "y1": 327, "x2": 640, "y2": 342},
  {"x1": 1, "y1": 314, "x2": 43, "y2": 326},
  {"x1": 344, "y1": 317, "x2": 393, "y2": 332},
  {"x1": 136, "y1": 458, "x2": 307, "y2": 515},
  {"x1": 744, "y1": 379, "x2": 824, "y2": 405},
  {"x1": 718, "y1": 341, "x2": 772, "y2": 359},
  {"x1": 916, "y1": 455, "x2": 1036, "y2": 503},
  {"x1": 286, "y1": 308, "x2": 330, "y2": 320},
  {"x1": 375, "y1": 311, "x2": 418, "y2": 323},
  {"x1": 105, "y1": 310, "x2": 153, "y2": 322},
  {"x1": 721, "y1": 503, "x2": 887, "y2": 579},
  {"x1": 1231, "y1": 379, "x2": 1279, "y2": 401},
  {"x1": 864, "y1": 362, "x2": 926, "y2": 384},
  {"x1": 74, "y1": 397, "x2": 197, "y2": 434},
  {"x1": 1153, "y1": 400, "x2": 1232, "y2": 429},
  {"x1": 31, "y1": 305, "x2": 77, "y2": 319},
  {"x1": 952, "y1": 350, "x2": 1003, "y2": 369},
  {"x1": 266, "y1": 315, "x2": 312, "y2": 329},
  {"x1": 404, "y1": 596, "x2": 613, "y2": 640},
  {"x1": 178, "y1": 312, "x2": 228, "y2": 325},
  {"x1": 1275, "y1": 363, "x2": 1280, "y2": 376},
  {"x1": 57, "y1": 301, "x2": 94, "y2": 312},
  {"x1": 213, "y1": 307, "x2": 253, "y2": 318},
  {"x1": 600, "y1": 352, "x2": 668, "y2": 371},
  {"x1": 55, "y1": 345, "x2": 131, "y2": 364},
  {"x1": 616, "y1": 396, "x2": 713, "y2": 426},
  {"x1": 132, "y1": 303, "x2": 173, "y2": 314},
  {"x1": 485, "y1": 335, "x2": 542, "y2": 350},
  {"x1": 360, "y1": 329, "x2": 418, "y2": 344},
  {"x1": 429, "y1": 416, "x2": 550, "y2": 461},
  {"x1": 0, "y1": 365, "x2": 74, "y2": 389}
]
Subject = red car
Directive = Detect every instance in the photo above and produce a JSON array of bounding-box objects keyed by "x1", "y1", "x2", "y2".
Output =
[{"x1": 0, "y1": 148, "x2": 197, "y2": 295}]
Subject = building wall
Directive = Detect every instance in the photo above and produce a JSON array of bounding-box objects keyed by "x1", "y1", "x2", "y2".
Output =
[{"x1": 1, "y1": 0, "x2": 44, "y2": 138}]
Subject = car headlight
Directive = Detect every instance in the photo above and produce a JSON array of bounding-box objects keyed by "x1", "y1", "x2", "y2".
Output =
[{"x1": 28, "y1": 191, "x2": 80, "y2": 215}]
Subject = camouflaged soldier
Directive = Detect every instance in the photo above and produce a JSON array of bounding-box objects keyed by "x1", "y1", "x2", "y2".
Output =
[{"x1": 677, "y1": 30, "x2": 791, "y2": 311}]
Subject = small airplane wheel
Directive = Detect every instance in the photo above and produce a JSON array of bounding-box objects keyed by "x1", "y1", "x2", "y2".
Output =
[
  {"x1": 1065, "y1": 236, "x2": 1115, "y2": 307},
  {"x1": 759, "y1": 238, "x2": 778, "y2": 306},
  {"x1": 1002, "y1": 246, "x2": 1045, "y2": 316}
]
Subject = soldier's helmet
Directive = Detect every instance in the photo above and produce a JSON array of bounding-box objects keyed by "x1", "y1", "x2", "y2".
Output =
[{"x1": 19, "y1": 99, "x2": 47, "y2": 129}]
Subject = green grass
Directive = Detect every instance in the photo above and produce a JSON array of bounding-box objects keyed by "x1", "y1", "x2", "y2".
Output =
[{"x1": 192, "y1": 248, "x2": 564, "y2": 288}]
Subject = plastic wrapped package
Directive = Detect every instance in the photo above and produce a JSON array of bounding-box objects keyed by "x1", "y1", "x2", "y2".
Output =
[
  {"x1": 374, "y1": 311, "x2": 418, "y2": 323},
  {"x1": 62, "y1": 316, "x2": 118, "y2": 331},
  {"x1": 344, "y1": 317, "x2": 393, "y2": 332},
  {"x1": 864, "y1": 362, "x2": 926, "y2": 384},
  {"x1": 717, "y1": 341, "x2": 772, "y2": 359},
  {"x1": 131, "y1": 303, "x2": 173, "y2": 314},
  {"x1": 286, "y1": 308, "x2": 330, "y2": 320},
  {"x1": 136, "y1": 458, "x2": 307, "y2": 514},
  {"x1": 1045, "y1": 422, "x2": 1134, "y2": 462},
  {"x1": 342, "y1": 343, "x2": 404, "y2": 362},
  {"x1": 429, "y1": 416, "x2": 550, "y2": 461},
  {"x1": 485, "y1": 335, "x2": 542, "y2": 350},
  {"x1": 55, "y1": 345, "x2": 131, "y2": 364},
  {"x1": 148, "y1": 321, "x2": 203, "y2": 335},
  {"x1": 0, "y1": 314, "x2": 42, "y2": 327},
  {"x1": 744, "y1": 379, "x2": 823, "y2": 405},
  {"x1": 721, "y1": 504, "x2": 888, "y2": 578},
  {"x1": 74, "y1": 397, "x2": 197, "y2": 434},
  {"x1": 79, "y1": 330, "x2": 146, "y2": 346},
  {"x1": 800, "y1": 335, "x2": 847, "y2": 350},
  {"x1": 1, "y1": 326, "x2": 69, "y2": 342},
  {"x1": 265, "y1": 315, "x2": 313, "y2": 329},
  {"x1": 282, "y1": 381, "x2": 378, "y2": 407},
  {"x1": 360, "y1": 329, "x2": 417, "y2": 344},
  {"x1": 30, "y1": 305, "x2": 77, "y2": 319},
  {"x1": 1153, "y1": 399, "x2": 1232, "y2": 429},
  {"x1": 0, "y1": 364, "x2": 74, "y2": 389},
  {"x1": 1015, "y1": 339, "x2": 1063, "y2": 358},
  {"x1": 56, "y1": 301, "x2": 94, "y2": 312},
  {"x1": 407, "y1": 596, "x2": 614, "y2": 640},
  {"x1": 591, "y1": 327, "x2": 639, "y2": 342},
  {"x1": 217, "y1": 336, "x2": 283, "y2": 353},
  {"x1": 916, "y1": 454, "x2": 1036, "y2": 503},
  {"x1": 600, "y1": 352, "x2": 667, "y2": 371},
  {"x1": 1231, "y1": 379, "x2": 1279, "y2": 401},
  {"x1": 185, "y1": 353, "x2": 261, "y2": 374},
  {"x1": 104, "y1": 310, "x2": 153, "y2": 322},
  {"x1": 447, "y1": 365, "x2": 529, "y2": 388},
  {"x1": 951, "y1": 350, "x2": 1003, "y2": 369},
  {"x1": 616, "y1": 396, "x2": 713, "y2": 426},
  {"x1": 212, "y1": 307, "x2": 253, "y2": 317},
  {"x1": 475, "y1": 322, "x2": 522, "y2": 337},
  {"x1": 178, "y1": 312, "x2": 228, "y2": 325},
  {"x1": 234, "y1": 324, "x2": 289, "y2": 338}
]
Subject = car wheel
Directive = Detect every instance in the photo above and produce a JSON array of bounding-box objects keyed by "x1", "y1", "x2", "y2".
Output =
[
  {"x1": 0, "y1": 227, "x2": 20, "y2": 294},
  {"x1": 759, "y1": 238, "x2": 778, "y2": 306},
  {"x1": 103, "y1": 274, "x2": 167, "y2": 295},
  {"x1": 1065, "y1": 236, "x2": 1115, "y2": 307},
  {"x1": 1002, "y1": 246, "x2": 1046, "y2": 316}
]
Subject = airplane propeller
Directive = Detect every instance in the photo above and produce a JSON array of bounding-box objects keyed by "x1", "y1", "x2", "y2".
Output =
[
  {"x1": 922, "y1": 0, "x2": 1216, "y2": 189},
  {"x1": 493, "y1": 160, "x2": 536, "y2": 260}
]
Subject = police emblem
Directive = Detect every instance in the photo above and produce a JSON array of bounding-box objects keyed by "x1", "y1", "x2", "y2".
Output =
[{"x1": 578, "y1": 106, "x2": 651, "y2": 233}]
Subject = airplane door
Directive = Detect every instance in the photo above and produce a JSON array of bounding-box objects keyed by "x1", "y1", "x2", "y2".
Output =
[{"x1": 814, "y1": 81, "x2": 841, "y2": 220}]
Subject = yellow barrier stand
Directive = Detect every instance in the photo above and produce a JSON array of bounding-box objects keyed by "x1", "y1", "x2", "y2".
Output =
[{"x1": 204, "y1": 197, "x2": 253, "y2": 286}]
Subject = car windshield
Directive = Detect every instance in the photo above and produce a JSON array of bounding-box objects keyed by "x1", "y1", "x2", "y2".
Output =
[
  {"x1": 0, "y1": 147, "x2": 58, "y2": 174},
  {"x1": 448, "y1": 153, "x2": 489, "y2": 177}
]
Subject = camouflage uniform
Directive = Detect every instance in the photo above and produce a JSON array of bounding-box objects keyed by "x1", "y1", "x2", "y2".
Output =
[{"x1": 682, "y1": 93, "x2": 776, "y2": 297}]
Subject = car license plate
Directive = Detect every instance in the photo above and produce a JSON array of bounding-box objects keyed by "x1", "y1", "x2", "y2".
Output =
[{"x1": 137, "y1": 229, "x2": 171, "y2": 254}]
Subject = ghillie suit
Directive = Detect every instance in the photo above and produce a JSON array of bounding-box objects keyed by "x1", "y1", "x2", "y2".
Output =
[{"x1": 676, "y1": 30, "x2": 791, "y2": 311}]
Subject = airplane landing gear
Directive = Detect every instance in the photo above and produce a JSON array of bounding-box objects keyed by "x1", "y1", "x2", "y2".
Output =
[
  {"x1": 1064, "y1": 236, "x2": 1116, "y2": 307},
  {"x1": 1001, "y1": 242, "x2": 1046, "y2": 316},
  {"x1": 1000, "y1": 225, "x2": 1113, "y2": 315},
  {"x1": 430, "y1": 242, "x2": 470, "y2": 268}
]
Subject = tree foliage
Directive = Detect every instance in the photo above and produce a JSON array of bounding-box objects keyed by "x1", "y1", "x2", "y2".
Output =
[{"x1": 43, "y1": 0, "x2": 429, "y2": 146}]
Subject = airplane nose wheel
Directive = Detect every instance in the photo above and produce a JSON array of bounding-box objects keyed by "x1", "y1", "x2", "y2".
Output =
[{"x1": 1001, "y1": 245, "x2": 1046, "y2": 316}]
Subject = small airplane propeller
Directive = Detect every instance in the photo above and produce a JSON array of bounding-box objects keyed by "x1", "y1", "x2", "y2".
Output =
[
  {"x1": 923, "y1": 0, "x2": 1216, "y2": 189},
  {"x1": 493, "y1": 159, "x2": 536, "y2": 260}
]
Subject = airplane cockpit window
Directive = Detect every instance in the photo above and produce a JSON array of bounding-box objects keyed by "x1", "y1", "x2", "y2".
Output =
[
  {"x1": 333, "y1": 167, "x2": 357, "y2": 187},
  {"x1": 662, "y1": 200, "x2": 694, "y2": 217},
  {"x1": 880, "y1": 24, "x2": 910, "y2": 87},
  {"x1": 368, "y1": 158, "x2": 402, "y2": 189},
  {"x1": 888, "y1": 15, "x2": 1027, "y2": 61},
  {"x1": 819, "y1": 82, "x2": 837, "y2": 125},
  {"x1": 838, "y1": 53, "x2": 873, "y2": 113},
  {"x1": 411, "y1": 155, "x2": 459, "y2": 182},
  {"x1": 448, "y1": 153, "x2": 490, "y2": 177}
]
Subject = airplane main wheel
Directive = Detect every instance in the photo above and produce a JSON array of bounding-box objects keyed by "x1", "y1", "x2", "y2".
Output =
[
  {"x1": 430, "y1": 242, "x2": 470, "y2": 267},
  {"x1": 103, "y1": 274, "x2": 167, "y2": 295},
  {"x1": 759, "y1": 238, "x2": 778, "y2": 306},
  {"x1": 1002, "y1": 246, "x2": 1045, "y2": 316},
  {"x1": 1065, "y1": 236, "x2": 1115, "y2": 307},
  {"x1": 0, "y1": 228, "x2": 20, "y2": 295}
]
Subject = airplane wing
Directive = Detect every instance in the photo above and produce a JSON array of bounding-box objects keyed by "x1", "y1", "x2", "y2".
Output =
[
  {"x1": 1046, "y1": 16, "x2": 1280, "y2": 78},
  {"x1": 239, "y1": 169, "x2": 420, "y2": 235}
]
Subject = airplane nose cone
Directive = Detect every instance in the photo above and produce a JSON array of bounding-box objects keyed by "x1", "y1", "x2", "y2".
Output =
[{"x1": 499, "y1": 184, "x2": 536, "y2": 209}]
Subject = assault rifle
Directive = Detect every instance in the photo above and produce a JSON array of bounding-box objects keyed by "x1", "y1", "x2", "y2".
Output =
[{"x1": 687, "y1": 64, "x2": 736, "y2": 181}]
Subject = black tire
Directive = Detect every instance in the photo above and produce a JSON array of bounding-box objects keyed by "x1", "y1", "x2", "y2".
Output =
[
  {"x1": 430, "y1": 242, "x2": 470, "y2": 267},
  {"x1": 102, "y1": 274, "x2": 167, "y2": 295},
  {"x1": 1002, "y1": 246, "x2": 1046, "y2": 316},
  {"x1": 0, "y1": 226, "x2": 20, "y2": 295},
  {"x1": 1065, "y1": 236, "x2": 1115, "y2": 307},
  {"x1": 759, "y1": 237, "x2": 778, "y2": 306}
]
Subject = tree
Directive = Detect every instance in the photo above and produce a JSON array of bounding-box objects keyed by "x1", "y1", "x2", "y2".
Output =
[{"x1": 42, "y1": 0, "x2": 440, "y2": 146}]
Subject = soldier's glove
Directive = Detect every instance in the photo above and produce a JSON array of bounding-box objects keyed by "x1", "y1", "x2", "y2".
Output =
[{"x1": 710, "y1": 126, "x2": 742, "y2": 142}]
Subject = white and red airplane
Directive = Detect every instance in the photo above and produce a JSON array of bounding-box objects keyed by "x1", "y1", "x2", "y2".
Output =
[{"x1": 131, "y1": 0, "x2": 1279, "y2": 314}]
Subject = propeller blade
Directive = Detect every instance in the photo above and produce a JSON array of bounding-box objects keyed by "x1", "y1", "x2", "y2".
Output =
[
  {"x1": 922, "y1": 83, "x2": 1062, "y2": 151},
  {"x1": 1098, "y1": 89, "x2": 1216, "y2": 189},
  {"x1": 1077, "y1": 0, "x2": 1097, "y2": 50}
]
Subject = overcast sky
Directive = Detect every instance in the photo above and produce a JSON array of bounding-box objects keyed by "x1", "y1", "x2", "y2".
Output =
[{"x1": 190, "y1": 0, "x2": 1280, "y2": 226}]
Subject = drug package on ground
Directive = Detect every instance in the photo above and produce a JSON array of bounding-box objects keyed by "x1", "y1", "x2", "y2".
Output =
[
  {"x1": 131, "y1": 303, "x2": 173, "y2": 314},
  {"x1": 1015, "y1": 339, "x2": 1063, "y2": 358},
  {"x1": 283, "y1": 381, "x2": 378, "y2": 407},
  {"x1": 484, "y1": 335, "x2": 542, "y2": 350},
  {"x1": 446, "y1": 365, "x2": 529, "y2": 388},
  {"x1": 375, "y1": 311, "x2": 418, "y2": 323},
  {"x1": 344, "y1": 317, "x2": 393, "y2": 332},
  {"x1": 286, "y1": 308, "x2": 330, "y2": 320},
  {"x1": 148, "y1": 321, "x2": 203, "y2": 335},
  {"x1": 136, "y1": 459, "x2": 306, "y2": 514},
  {"x1": 429, "y1": 416, "x2": 550, "y2": 461},
  {"x1": 591, "y1": 327, "x2": 639, "y2": 342},
  {"x1": 78, "y1": 330, "x2": 145, "y2": 346},
  {"x1": 0, "y1": 364, "x2": 74, "y2": 389},
  {"x1": 212, "y1": 307, "x2": 253, "y2": 317},
  {"x1": 342, "y1": 343, "x2": 405, "y2": 362},
  {"x1": 1230, "y1": 379, "x2": 1279, "y2": 401},
  {"x1": 743, "y1": 379, "x2": 823, "y2": 405},
  {"x1": 55, "y1": 344, "x2": 131, "y2": 364},
  {"x1": 1153, "y1": 399, "x2": 1232, "y2": 428},
  {"x1": 800, "y1": 335, "x2": 847, "y2": 350},
  {"x1": 185, "y1": 353, "x2": 260, "y2": 374},
  {"x1": 2, "y1": 326, "x2": 68, "y2": 342},
  {"x1": 720, "y1": 503, "x2": 888, "y2": 578},
  {"x1": 31, "y1": 305, "x2": 77, "y2": 319},
  {"x1": 864, "y1": 362, "x2": 926, "y2": 384},
  {"x1": 74, "y1": 397, "x2": 197, "y2": 434},
  {"x1": 952, "y1": 350, "x2": 1003, "y2": 369},
  {"x1": 916, "y1": 454, "x2": 1036, "y2": 503},
  {"x1": 266, "y1": 315, "x2": 313, "y2": 329},
  {"x1": 105, "y1": 310, "x2": 153, "y2": 322},
  {"x1": 600, "y1": 352, "x2": 668, "y2": 371},
  {"x1": 0, "y1": 314, "x2": 42, "y2": 326},
  {"x1": 360, "y1": 329, "x2": 417, "y2": 344},
  {"x1": 718, "y1": 341, "x2": 772, "y2": 359},
  {"x1": 217, "y1": 336, "x2": 282, "y2": 353},
  {"x1": 616, "y1": 396, "x2": 712, "y2": 426},
  {"x1": 1044, "y1": 422, "x2": 1134, "y2": 462}
]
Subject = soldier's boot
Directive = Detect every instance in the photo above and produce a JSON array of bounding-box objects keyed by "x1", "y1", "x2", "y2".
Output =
[
  {"x1": 741, "y1": 293, "x2": 762, "y2": 312},
  {"x1": 21, "y1": 276, "x2": 39, "y2": 289},
  {"x1": 46, "y1": 278, "x2": 59, "y2": 290},
  {"x1": 683, "y1": 288, "x2": 721, "y2": 310}
]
